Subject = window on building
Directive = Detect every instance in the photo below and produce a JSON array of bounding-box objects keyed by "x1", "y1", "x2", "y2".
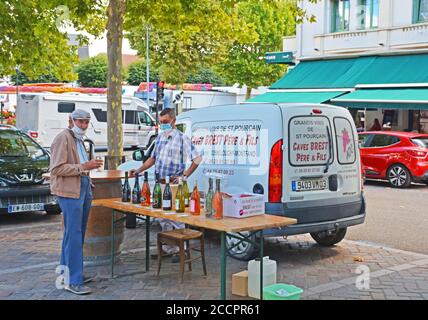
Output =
[
  {"x1": 414, "y1": 0, "x2": 428, "y2": 23},
  {"x1": 357, "y1": 0, "x2": 379, "y2": 29},
  {"x1": 331, "y1": 0, "x2": 350, "y2": 32}
]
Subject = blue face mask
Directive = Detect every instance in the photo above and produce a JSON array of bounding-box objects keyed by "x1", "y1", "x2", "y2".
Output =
[{"x1": 160, "y1": 123, "x2": 172, "y2": 132}]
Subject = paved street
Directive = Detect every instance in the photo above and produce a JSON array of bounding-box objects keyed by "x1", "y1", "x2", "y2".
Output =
[
  {"x1": 1, "y1": 184, "x2": 428, "y2": 300},
  {"x1": 348, "y1": 181, "x2": 428, "y2": 255}
]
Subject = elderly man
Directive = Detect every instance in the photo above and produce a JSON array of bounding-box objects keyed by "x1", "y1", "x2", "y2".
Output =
[
  {"x1": 49, "y1": 109, "x2": 103, "y2": 295},
  {"x1": 132, "y1": 108, "x2": 202, "y2": 261}
]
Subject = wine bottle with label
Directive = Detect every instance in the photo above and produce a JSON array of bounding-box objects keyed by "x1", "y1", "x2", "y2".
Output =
[
  {"x1": 190, "y1": 179, "x2": 201, "y2": 215},
  {"x1": 205, "y1": 177, "x2": 214, "y2": 217},
  {"x1": 163, "y1": 176, "x2": 172, "y2": 210},
  {"x1": 183, "y1": 176, "x2": 190, "y2": 208},
  {"x1": 175, "y1": 177, "x2": 185, "y2": 213},
  {"x1": 213, "y1": 178, "x2": 223, "y2": 219},
  {"x1": 152, "y1": 173, "x2": 162, "y2": 209},
  {"x1": 132, "y1": 172, "x2": 141, "y2": 204},
  {"x1": 141, "y1": 171, "x2": 151, "y2": 207},
  {"x1": 122, "y1": 171, "x2": 131, "y2": 202}
]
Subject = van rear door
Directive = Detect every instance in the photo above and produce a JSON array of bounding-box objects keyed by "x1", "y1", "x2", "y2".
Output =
[{"x1": 281, "y1": 104, "x2": 360, "y2": 218}]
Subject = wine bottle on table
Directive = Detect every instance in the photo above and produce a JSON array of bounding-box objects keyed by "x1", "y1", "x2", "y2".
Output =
[
  {"x1": 121, "y1": 171, "x2": 131, "y2": 202},
  {"x1": 132, "y1": 172, "x2": 141, "y2": 204},
  {"x1": 190, "y1": 179, "x2": 201, "y2": 215},
  {"x1": 183, "y1": 176, "x2": 190, "y2": 208},
  {"x1": 213, "y1": 178, "x2": 223, "y2": 219},
  {"x1": 163, "y1": 176, "x2": 172, "y2": 210},
  {"x1": 141, "y1": 171, "x2": 151, "y2": 207},
  {"x1": 205, "y1": 177, "x2": 214, "y2": 217},
  {"x1": 175, "y1": 177, "x2": 185, "y2": 213},
  {"x1": 152, "y1": 173, "x2": 162, "y2": 209}
]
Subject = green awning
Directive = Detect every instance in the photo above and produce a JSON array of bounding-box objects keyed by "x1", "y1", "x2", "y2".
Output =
[
  {"x1": 247, "y1": 91, "x2": 346, "y2": 103},
  {"x1": 330, "y1": 89, "x2": 428, "y2": 109},
  {"x1": 271, "y1": 53, "x2": 428, "y2": 89}
]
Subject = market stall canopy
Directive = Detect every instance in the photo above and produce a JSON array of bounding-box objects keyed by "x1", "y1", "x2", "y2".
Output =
[
  {"x1": 331, "y1": 88, "x2": 428, "y2": 109},
  {"x1": 247, "y1": 91, "x2": 346, "y2": 104},
  {"x1": 270, "y1": 53, "x2": 428, "y2": 89}
]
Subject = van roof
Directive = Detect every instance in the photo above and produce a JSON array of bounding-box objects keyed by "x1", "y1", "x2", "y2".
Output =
[
  {"x1": 19, "y1": 92, "x2": 144, "y2": 104},
  {"x1": 178, "y1": 102, "x2": 346, "y2": 118}
]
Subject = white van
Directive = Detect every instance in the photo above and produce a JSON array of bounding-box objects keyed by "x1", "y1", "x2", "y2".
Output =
[
  {"x1": 16, "y1": 93, "x2": 157, "y2": 150},
  {"x1": 175, "y1": 103, "x2": 366, "y2": 260},
  {"x1": 126, "y1": 103, "x2": 366, "y2": 260}
]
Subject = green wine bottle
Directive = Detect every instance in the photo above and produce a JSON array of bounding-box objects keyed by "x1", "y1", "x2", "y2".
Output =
[{"x1": 152, "y1": 173, "x2": 162, "y2": 209}]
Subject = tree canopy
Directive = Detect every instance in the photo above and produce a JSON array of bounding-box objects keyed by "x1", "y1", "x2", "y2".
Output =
[
  {"x1": 0, "y1": 0, "x2": 106, "y2": 81},
  {"x1": 76, "y1": 55, "x2": 109, "y2": 87}
]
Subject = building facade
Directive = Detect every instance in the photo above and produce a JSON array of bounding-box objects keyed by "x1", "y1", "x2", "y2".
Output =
[{"x1": 252, "y1": 0, "x2": 428, "y2": 133}]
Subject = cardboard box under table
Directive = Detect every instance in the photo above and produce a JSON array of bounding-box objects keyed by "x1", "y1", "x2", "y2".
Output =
[{"x1": 92, "y1": 198, "x2": 297, "y2": 300}]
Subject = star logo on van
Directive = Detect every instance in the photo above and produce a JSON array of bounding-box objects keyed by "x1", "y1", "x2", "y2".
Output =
[{"x1": 342, "y1": 128, "x2": 350, "y2": 153}]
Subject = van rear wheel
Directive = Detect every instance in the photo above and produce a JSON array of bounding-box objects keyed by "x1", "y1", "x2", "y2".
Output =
[
  {"x1": 226, "y1": 232, "x2": 257, "y2": 261},
  {"x1": 311, "y1": 228, "x2": 347, "y2": 246}
]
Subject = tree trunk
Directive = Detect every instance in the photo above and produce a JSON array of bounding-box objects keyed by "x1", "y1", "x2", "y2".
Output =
[
  {"x1": 106, "y1": 0, "x2": 126, "y2": 170},
  {"x1": 245, "y1": 86, "x2": 252, "y2": 101}
]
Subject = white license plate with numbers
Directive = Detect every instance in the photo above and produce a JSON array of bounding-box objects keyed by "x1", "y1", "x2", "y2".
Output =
[
  {"x1": 8, "y1": 203, "x2": 45, "y2": 213},
  {"x1": 292, "y1": 179, "x2": 328, "y2": 192}
]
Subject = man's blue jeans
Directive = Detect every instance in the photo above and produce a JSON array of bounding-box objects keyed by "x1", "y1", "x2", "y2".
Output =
[{"x1": 58, "y1": 176, "x2": 93, "y2": 286}]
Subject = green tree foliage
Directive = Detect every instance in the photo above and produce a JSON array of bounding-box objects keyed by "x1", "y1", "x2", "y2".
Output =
[
  {"x1": 0, "y1": 0, "x2": 106, "y2": 81},
  {"x1": 76, "y1": 55, "x2": 108, "y2": 87},
  {"x1": 219, "y1": 0, "x2": 316, "y2": 99},
  {"x1": 126, "y1": 60, "x2": 159, "y2": 85},
  {"x1": 10, "y1": 72, "x2": 61, "y2": 85},
  {"x1": 125, "y1": 0, "x2": 255, "y2": 85},
  {"x1": 186, "y1": 68, "x2": 226, "y2": 86}
]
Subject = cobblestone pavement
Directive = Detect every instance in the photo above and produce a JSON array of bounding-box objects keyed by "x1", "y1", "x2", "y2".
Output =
[{"x1": 0, "y1": 215, "x2": 427, "y2": 300}]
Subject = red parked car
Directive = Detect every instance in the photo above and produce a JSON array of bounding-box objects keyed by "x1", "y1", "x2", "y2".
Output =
[{"x1": 359, "y1": 131, "x2": 428, "y2": 188}]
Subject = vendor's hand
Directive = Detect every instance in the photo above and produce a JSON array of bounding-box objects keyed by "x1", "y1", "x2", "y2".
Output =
[
  {"x1": 129, "y1": 169, "x2": 139, "y2": 177},
  {"x1": 171, "y1": 176, "x2": 182, "y2": 184},
  {"x1": 82, "y1": 159, "x2": 103, "y2": 170}
]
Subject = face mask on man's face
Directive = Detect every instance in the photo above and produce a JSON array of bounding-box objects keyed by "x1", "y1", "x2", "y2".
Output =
[
  {"x1": 160, "y1": 123, "x2": 173, "y2": 132},
  {"x1": 71, "y1": 119, "x2": 88, "y2": 139}
]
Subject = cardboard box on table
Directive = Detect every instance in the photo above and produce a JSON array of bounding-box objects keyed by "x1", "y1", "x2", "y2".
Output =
[{"x1": 222, "y1": 193, "x2": 264, "y2": 218}]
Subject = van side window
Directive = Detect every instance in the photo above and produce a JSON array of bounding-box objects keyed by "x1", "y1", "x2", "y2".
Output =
[
  {"x1": 125, "y1": 110, "x2": 139, "y2": 124},
  {"x1": 138, "y1": 112, "x2": 152, "y2": 126},
  {"x1": 334, "y1": 117, "x2": 356, "y2": 165},
  {"x1": 368, "y1": 134, "x2": 400, "y2": 147},
  {"x1": 58, "y1": 102, "x2": 75, "y2": 113},
  {"x1": 92, "y1": 109, "x2": 107, "y2": 122}
]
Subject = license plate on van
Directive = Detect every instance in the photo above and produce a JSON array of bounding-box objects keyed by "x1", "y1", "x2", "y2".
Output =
[
  {"x1": 7, "y1": 203, "x2": 45, "y2": 214},
  {"x1": 292, "y1": 179, "x2": 328, "y2": 192}
]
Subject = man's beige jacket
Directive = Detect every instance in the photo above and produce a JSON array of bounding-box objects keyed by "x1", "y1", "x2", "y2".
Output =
[{"x1": 49, "y1": 129, "x2": 87, "y2": 199}]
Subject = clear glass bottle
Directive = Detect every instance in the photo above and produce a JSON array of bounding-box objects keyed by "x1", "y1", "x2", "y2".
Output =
[
  {"x1": 213, "y1": 178, "x2": 223, "y2": 219},
  {"x1": 162, "y1": 176, "x2": 172, "y2": 210},
  {"x1": 190, "y1": 179, "x2": 201, "y2": 215},
  {"x1": 175, "y1": 177, "x2": 185, "y2": 213},
  {"x1": 141, "y1": 171, "x2": 151, "y2": 207},
  {"x1": 183, "y1": 176, "x2": 190, "y2": 208}
]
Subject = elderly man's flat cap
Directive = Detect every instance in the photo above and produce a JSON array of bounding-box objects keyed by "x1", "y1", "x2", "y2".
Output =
[{"x1": 70, "y1": 109, "x2": 91, "y2": 119}]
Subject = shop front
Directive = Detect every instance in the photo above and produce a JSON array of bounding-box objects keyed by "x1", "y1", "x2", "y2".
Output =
[{"x1": 248, "y1": 53, "x2": 428, "y2": 133}]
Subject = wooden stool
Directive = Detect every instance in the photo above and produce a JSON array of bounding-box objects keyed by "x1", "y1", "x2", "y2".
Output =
[{"x1": 157, "y1": 228, "x2": 207, "y2": 283}]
